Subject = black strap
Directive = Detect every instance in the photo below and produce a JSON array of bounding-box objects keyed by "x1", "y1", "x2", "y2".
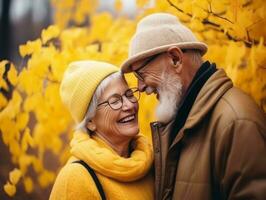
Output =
[{"x1": 72, "y1": 160, "x2": 106, "y2": 200}]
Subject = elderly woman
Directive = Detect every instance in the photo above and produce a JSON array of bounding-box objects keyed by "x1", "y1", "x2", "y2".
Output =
[{"x1": 49, "y1": 61, "x2": 154, "y2": 200}]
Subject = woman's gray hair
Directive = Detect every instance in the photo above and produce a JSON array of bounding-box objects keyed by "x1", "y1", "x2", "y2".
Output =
[{"x1": 76, "y1": 71, "x2": 124, "y2": 131}]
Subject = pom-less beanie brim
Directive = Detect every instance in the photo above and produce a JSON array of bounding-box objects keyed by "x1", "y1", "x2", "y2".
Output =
[{"x1": 121, "y1": 42, "x2": 207, "y2": 73}]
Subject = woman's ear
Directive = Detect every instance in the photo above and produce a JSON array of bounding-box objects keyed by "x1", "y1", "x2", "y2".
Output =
[
  {"x1": 87, "y1": 121, "x2": 96, "y2": 132},
  {"x1": 167, "y1": 47, "x2": 183, "y2": 73}
]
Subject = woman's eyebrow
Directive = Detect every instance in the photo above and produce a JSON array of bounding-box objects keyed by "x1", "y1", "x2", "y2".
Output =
[{"x1": 105, "y1": 88, "x2": 130, "y2": 99}]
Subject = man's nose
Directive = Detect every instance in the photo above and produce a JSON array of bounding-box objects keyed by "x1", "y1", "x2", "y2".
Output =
[{"x1": 137, "y1": 79, "x2": 146, "y2": 92}]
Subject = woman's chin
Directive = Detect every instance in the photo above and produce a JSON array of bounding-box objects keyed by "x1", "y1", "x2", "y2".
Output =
[
  {"x1": 116, "y1": 118, "x2": 139, "y2": 136},
  {"x1": 119, "y1": 126, "x2": 139, "y2": 138}
]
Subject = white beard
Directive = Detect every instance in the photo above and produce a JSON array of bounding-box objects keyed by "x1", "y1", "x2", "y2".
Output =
[{"x1": 156, "y1": 72, "x2": 183, "y2": 124}]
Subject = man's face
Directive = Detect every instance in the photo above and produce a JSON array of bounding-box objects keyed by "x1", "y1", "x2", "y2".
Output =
[
  {"x1": 131, "y1": 53, "x2": 183, "y2": 123},
  {"x1": 131, "y1": 53, "x2": 167, "y2": 98}
]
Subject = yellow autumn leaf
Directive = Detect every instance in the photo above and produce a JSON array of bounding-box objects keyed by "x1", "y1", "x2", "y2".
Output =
[
  {"x1": 89, "y1": 13, "x2": 113, "y2": 41},
  {"x1": 38, "y1": 170, "x2": 55, "y2": 188},
  {"x1": 0, "y1": 60, "x2": 8, "y2": 76},
  {"x1": 0, "y1": 90, "x2": 22, "y2": 121},
  {"x1": 0, "y1": 60, "x2": 8, "y2": 90},
  {"x1": 41, "y1": 25, "x2": 60, "y2": 44},
  {"x1": 7, "y1": 63, "x2": 18, "y2": 86},
  {"x1": 18, "y1": 154, "x2": 33, "y2": 174},
  {"x1": 4, "y1": 181, "x2": 16, "y2": 197},
  {"x1": 0, "y1": 93, "x2": 7, "y2": 109},
  {"x1": 0, "y1": 119, "x2": 14, "y2": 145},
  {"x1": 19, "y1": 39, "x2": 42, "y2": 57},
  {"x1": 9, "y1": 168, "x2": 22, "y2": 185},
  {"x1": 16, "y1": 112, "x2": 29, "y2": 131},
  {"x1": 24, "y1": 176, "x2": 33, "y2": 193},
  {"x1": 210, "y1": 0, "x2": 228, "y2": 16},
  {"x1": 32, "y1": 157, "x2": 44, "y2": 173},
  {"x1": 10, "y1": 140, "x2": 21, "y2": 158},
  {"x1": 0, "y1": 78, "x2": 8, "y2": 90},
  {"x1": 22, "y1": 128, "x2": 35, "y2": 152},
  {"x1": 17, "y1": 68, "x2": 43, "y2": 95}
]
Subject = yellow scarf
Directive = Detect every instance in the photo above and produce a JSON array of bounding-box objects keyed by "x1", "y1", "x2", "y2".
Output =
[{"x1": 70, "y1": 130, "x2": 154, "y2": 182}]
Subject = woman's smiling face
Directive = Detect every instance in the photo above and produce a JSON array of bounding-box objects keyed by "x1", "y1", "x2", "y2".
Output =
[{"x1": 91, "y1": 77, "x2": 139, "y2": 143}]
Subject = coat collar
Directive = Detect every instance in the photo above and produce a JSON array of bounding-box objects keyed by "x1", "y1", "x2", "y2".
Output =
[
  {"x1": 169, "y1": 61, "x2": 216, "y2": 143},
  {"x1": 170, "y1": 69, "x2": 233, "y2": 148}
]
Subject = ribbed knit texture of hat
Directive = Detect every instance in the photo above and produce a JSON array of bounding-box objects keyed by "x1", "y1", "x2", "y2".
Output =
[
  {"x1": 60, "y1": 61, "x2": 119, "y2": 123},
  {"x1": 121, "y1": 13, "x2": 208, "y2": 72}
]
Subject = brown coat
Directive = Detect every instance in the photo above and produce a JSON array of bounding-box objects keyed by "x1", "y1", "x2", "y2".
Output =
[{"x1": 151, "y1": 69, "x2": 266, "y2": 200}]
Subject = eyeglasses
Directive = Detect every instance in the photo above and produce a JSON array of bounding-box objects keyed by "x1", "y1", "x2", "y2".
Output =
[
  {"x1": 97, "y1": 87, "x2": 140, "y2": 110},
  {"x1": 132, "y1": 49, "x2": 189, "y2": 82},
  {"x1": 133, "y1": 53, "x2": 161, "y2": 82}
]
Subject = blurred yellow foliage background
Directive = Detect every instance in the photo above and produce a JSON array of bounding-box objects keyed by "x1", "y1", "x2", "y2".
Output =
[{"x1": 0, "y1": 0, "x2": 265, "y2": 198}]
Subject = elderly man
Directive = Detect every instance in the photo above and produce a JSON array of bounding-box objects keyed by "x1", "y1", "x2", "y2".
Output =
[{"x1": 121, "y1": 13, "x2": 266, "y2": 200}]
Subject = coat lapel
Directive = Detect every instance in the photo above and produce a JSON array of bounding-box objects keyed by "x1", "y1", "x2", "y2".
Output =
[{"x1": 170, "y1": 69, "x2": 233, "y2": 149}]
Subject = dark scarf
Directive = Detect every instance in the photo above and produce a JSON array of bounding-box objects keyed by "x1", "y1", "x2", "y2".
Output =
[{"x1": 169, "y1": 61, "x2": 217, "y2": 143}]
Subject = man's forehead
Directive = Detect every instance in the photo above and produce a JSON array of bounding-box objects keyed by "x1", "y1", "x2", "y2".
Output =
[{"x1": 130, "y1": 57, "x2": 148, "y2": 71}]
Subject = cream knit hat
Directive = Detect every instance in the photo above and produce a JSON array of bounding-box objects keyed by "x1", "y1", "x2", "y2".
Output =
[
  {"x1": 60, "y1": 61, "x2": 119, "y2": 123},
  {"x1": 121, "y1": 13, "x2": 208, "y2": 72}
]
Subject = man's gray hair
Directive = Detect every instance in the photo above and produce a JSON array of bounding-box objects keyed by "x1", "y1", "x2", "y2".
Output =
[
  {"x1": 187, "y1": 49, "x2": 203, "y2": 67},
  {"x1": 76, "y1": 71, "x2": 124, "y2": 131}
]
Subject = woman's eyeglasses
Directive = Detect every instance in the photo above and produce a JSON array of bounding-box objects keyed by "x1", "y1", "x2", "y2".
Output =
[{"x1": 97, "y1": 87, "x2": 140, "y2": 110}]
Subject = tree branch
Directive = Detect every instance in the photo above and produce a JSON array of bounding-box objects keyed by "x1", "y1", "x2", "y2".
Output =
[
  {"x1": 167, "y1": 0, "x2": 262, "y2": 48},
  {"x1": 200, "y1": 2, "x2": 234, "y2": 24}
]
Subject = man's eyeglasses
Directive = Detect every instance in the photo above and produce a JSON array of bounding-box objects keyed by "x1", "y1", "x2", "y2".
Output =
[
  {"x1": 133, "y1": 53, "x2": 161, "y2": 82},
  {"x1": 97, "y1": 87, "x2": 140, "y2": 110},
  {"x1": 132, "y1": 49, "x2": 189, "y2": 82}
]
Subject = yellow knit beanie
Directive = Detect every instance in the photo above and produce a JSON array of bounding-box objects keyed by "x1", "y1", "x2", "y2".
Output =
[{"x1": 60, "y1": 60, "x2": 119, "y2": 123}]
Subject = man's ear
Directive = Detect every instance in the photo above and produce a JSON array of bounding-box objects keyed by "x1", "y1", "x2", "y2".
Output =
[
  {"x1": 166, "y1": 47, "x2": 183, "y2": 73},
  {"x1": 86, "y1": 121, "x2": 96, "y2": 132}
]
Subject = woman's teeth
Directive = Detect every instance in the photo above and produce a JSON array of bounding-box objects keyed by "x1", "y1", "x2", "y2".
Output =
[{"x1": 119, "y1": 115, "x2": 135, "y2": 123}]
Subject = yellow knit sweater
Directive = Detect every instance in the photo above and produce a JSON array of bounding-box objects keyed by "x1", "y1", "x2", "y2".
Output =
[{"x1": 49, "y1": 131, "x2": 154, "y2": 200}]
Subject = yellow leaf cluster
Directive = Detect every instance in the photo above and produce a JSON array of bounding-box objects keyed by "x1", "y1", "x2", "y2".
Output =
[
  {"x1": 52, "y1": 0, "x2": 99, "y2": 28},
  {"x1": 19, "y1": 39, "x2": 42, "y2": 57},
  {"x1": 3, "y1": 168, "x2": 22, "y2": 197}
]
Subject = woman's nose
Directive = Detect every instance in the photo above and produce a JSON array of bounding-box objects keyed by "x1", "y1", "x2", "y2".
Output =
[{"x1": 121, "y1": 96, "x2": 135, "y2": 111}]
